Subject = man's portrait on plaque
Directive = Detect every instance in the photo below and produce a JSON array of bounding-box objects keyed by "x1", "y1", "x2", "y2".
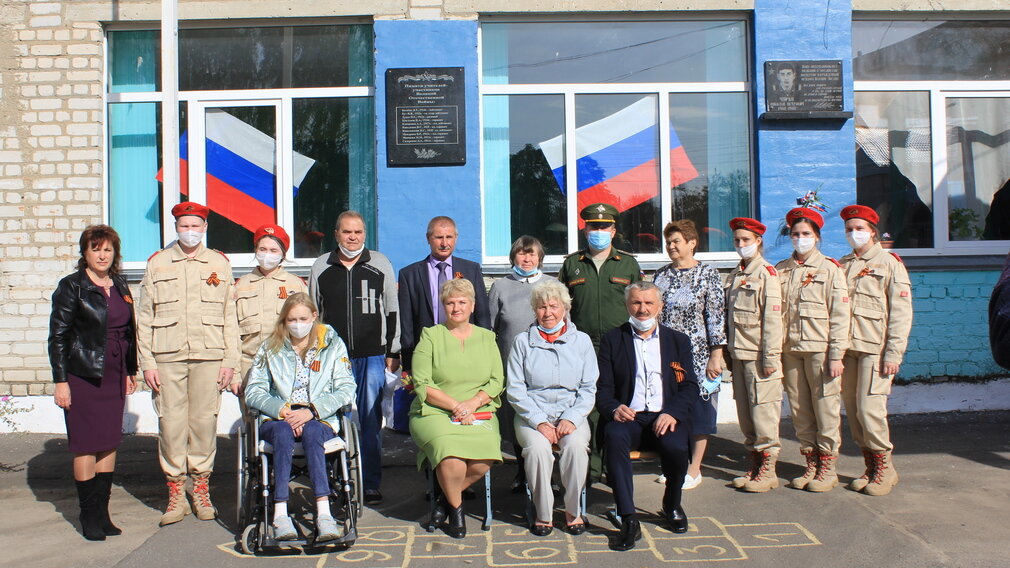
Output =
[{"x1": 764, "y1": 60, "x2": 844, "y2": 114}]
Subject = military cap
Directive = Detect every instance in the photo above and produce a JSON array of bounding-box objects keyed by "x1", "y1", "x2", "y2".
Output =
[
  {"x1": 580, "y1": 202, "x2": 619, "y2": 224},
  {"x1": 840, "y1": 204, "x2": 879, "y2": 225},
  {"x1": 253, "y1": 224, "x2": 290, "y2": 252},
  {"x1": 729, "y1": 217, "x2": 767, "y2": 235},
  {"x1": 171, "y1": 201, "x2": 209, "y2": 220},
  {"x1": 786, "y1": 207, "x2": 824, "y2": 229}
]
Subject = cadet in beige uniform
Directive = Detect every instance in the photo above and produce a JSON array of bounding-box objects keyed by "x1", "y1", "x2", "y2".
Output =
[
  {"x1": 839, "y1": 205, "x2": 913, "y2": 496},
  {"x1": 725, "y1": 218, "x2": 784, "y2": 493},
  {"x1": 776, "y1": 208, "x2": 850, "y2": 493},
  {"x1": 232, "y1": 224, "x2": 306, "y2": 384},
  {"x1": 137, "y1": 202, "x2": 240, "y2": 526}
]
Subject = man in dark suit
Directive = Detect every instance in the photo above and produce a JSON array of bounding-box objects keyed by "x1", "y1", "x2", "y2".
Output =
[
  {"x1": 597, "y1": 281, "x2": 699, "y2": 551},
  {"x1": 397, "y1": 215, "x2": 491, "y2": 371}
]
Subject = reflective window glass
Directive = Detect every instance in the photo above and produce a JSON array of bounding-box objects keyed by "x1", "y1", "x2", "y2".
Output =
[
  {"x1": 854, "y1": 21, "x2": 1010, "y2": 81},
  {"x1": 482, "y1": 21, "x2": 747, "y2": 84},
  {"x1": 946, "y1": 97, "x2": 1010, "y2": 241}
]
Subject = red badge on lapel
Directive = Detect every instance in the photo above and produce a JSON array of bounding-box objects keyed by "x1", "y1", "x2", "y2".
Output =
[
  {"x1": 670, "y1": 362, "x2": 685, "y2": 383},
  {"x1": 310, "y1": 360, "x2": 321, "y2": 372},
  {"x1": 278, "y1": 286, "x2": 288, "y2": 299},
  {"x1": 206, "y1": 272, "x2": 221, "y2": 286},
  {"x1": 454, "y1": 271, "x2": 464, "y2": 279}
]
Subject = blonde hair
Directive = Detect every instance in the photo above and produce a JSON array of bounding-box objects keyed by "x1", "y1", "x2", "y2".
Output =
[
  {"x1": 439, "y1": 277, "x2": 475, "y2": 306},
  {"x1": 263, "y1": 292, "x2": 320, "y2": 354},
  {"x1": 529, "y1": 280, "x2": 571, "y2": 312}
]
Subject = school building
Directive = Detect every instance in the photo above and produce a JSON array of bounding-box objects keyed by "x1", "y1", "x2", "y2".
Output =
[{"x1": 1, "y1": 0, "x2": 1008, "y2": 431}]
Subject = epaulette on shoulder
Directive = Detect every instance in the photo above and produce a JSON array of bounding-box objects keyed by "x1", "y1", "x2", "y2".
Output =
[
  {"x1": 563, "y1": 251, "x2": 581, "y2": 259},
  {"x1": 890, "y1": 251, "x2": 904, "y2": 264},
  {"x1": 826, "y1": 257, "x2": 841, "y2": 268},
  {"x1": 146, "y1": 249, "x2": 166, "y2": 262},
  {"x1": 614, "y1": 248, "x2": 637, "y2": 257},
  {"x1": 765, "y1": 265, "x2": 777, "y2": 276},
  {"x1": 211, "y1": 248, "x2": 230, "y2": 261}
]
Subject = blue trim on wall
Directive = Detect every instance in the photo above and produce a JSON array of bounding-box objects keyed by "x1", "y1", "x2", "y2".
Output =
[
  {"x1": 374, "y1": 20, "x2": 481, "y2": 273},
  {"x1": 754, "y1": 0, "x2": 856, "y2": 261}
]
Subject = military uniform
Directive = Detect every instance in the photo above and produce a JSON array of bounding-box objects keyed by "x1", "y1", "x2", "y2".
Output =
[
  {"x1": 234, "y1": 268, "x2": 306, "y2": 378},
  {"x1": 558, "y1": 248, "x2": 642, "y2": 349},
  {"x1": 776, "y1": 247, "x2": 850, "y2": 490},
  {"x1": 138, "y1": 241, "x2": 239, "y2": 480},
  {"x1": 839, "y1": 209, "x2": 913, "y2": 495}
]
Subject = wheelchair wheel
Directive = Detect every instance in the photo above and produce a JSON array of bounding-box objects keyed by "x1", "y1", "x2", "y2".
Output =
[
  {"x1": 236, "y1": 428, "x2": 247, "y2": 527},
  {"x1": 240, "y1": 523, "x2": 260, "y2": 555},
  {"x1": 342, "y1": 414, "x2": 364, "y2": 519}
]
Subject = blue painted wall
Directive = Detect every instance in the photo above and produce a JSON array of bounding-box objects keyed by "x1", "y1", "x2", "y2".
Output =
[
  {"x1": 754, "y1": 0, "x2": 856, "y2": 261},
  {"x1": 374, "y1": 20, "x2": 481, "y2": 273}
]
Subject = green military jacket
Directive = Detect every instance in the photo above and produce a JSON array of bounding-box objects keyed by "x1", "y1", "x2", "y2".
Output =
[{"x1": 557, "y1": 248, "x2": 642, "y2": 350}]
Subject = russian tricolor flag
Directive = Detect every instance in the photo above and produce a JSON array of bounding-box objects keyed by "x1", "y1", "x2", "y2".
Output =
[
  {"x1": 538, "y1": 96, "x2": 698, "y2": 227},
  {"x1": 158, "y1": 109, "x2": 315, "y2": 232}
]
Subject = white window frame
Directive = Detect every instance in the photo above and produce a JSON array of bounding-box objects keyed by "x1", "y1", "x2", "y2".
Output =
[
  {"x1": 854, "y1": 80, "x2": 1010, "y2": 257},
  {"x1": 476, "y1": 22, "x2": 753, "y2": 267}
]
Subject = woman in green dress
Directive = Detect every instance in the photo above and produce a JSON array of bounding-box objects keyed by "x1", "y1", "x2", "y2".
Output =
[{"x1": 409, "y1": 278, "x2": 504, "y2": 539}]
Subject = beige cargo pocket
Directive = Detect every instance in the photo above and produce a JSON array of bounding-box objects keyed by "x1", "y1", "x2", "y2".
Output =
[
  {"x1": 202, "y1": 314, "x2": 225, "y2": 349},
  {"x1": 151, "y1": 269, "x2": 180, "y2": 310},
  {"x1": 235, "y1": 287, "x2": 260, "y2": 321},
  {"x1": 821, "y1": 374, "x2": 842, "y2": 397},
  {"x1": 798, "y1": 303, "x2": 829, "y2": 343},
  {"x1": 754, "y1": 373, "x2": 783, "y2": 405},
  {"x1": 852, "y1": 304, "x2": 886, "y2": 345},
  {"x1": 798, "y1": 273, "x2": 827, "y2": 302},
  {"x1": 239, "y1": 320, "x2": 262, "y2": 357},
  {"x1": 200, "y1": 270, "x2": 228, "y2": 304},
  {"x1": 151, "y1": 316, "x2": 183, "y2": 353},
  {"x1": 732, "y1": 310, "x2": 761, "y2": 351},
  {"x1": 869, "y1": 367, "x2": 893, "y2": 396}
]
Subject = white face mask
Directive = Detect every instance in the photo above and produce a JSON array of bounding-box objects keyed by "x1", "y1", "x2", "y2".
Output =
[
  {"x1": 287, "y1": 321, "x2": 314, "y2": 339},
  {"x1": 177, "y1": 230, "x2": 203, "y2": 248},
  {"x1": 847, "y1": 230, "x2": 873, "y2": 249},
  {"x1": 629, "y1": 316, "x2": 656, "y2": 332},
  {"x1": 255, "y1": 251, "x2": 282, "y2": 271},
  {"x1": 339, "y1": 244, "x2": 364, "y2": 259},
  {"x1": 736, "y1": 243, "x2": 758, "y2": 260},
  {"x1": 791, "y1": 236, "x2": 816, "y2": 254}
]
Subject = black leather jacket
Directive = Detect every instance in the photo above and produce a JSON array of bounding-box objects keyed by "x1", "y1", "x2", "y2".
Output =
[{"x1": 48, "y1": 269, "x2": 138, "y2": 382}]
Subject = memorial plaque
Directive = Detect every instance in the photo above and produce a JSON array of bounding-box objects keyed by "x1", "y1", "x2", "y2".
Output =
[
  {"x1": 386, "y1": 67, "x2": 466, "y2": 166},
  {"x1": 764, "y1": 60, "x2": 847, "y2": 117}
]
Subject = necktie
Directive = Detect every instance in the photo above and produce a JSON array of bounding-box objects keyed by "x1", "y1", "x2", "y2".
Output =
[{"x1": 436, "y1": 261, "x2": 448, "y2": 323}]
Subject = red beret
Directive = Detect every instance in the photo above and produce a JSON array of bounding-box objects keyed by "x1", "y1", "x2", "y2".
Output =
[
  {"x1": 171, "y1": 201, "x2": 209, "y2": 220},
  {"x1": 840, "y1": 204, "x2": 879, "y2": 225},
  {"x1": 728, "y1": 217, "x2": 767, "y2": 235},
  {"x1": 786, "y1": 207, "x2": 824, "y2": 229},
  {"x1": 253, "y1": 224, "x2": 290, "y2": 252}
]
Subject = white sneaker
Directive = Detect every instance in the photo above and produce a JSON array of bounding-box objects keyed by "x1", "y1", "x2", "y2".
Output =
[
  {"x1": 682, "y1": 473, "x2": 703, "y2": 490},
  {"x1": 316, "y1": 514, "x2": 342, "y2": 543},
  {"x1": 272, "y1": 515, "x2": 297, "y2": 540},
  {"x1": 655, "y1": 474, "x2": 667, "y2": 484}
]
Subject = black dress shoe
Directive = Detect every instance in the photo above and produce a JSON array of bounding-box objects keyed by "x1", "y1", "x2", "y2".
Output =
[
  {"x1": 530, "y1": 523, "x2": 553, "y2": 537},
  {"x1": 364, "y1": 489, "x2": 383, "y2": 505},
  {"x1": 565, "y1": 522, "x2": 586, "y2": 536},
  {"x1": 445, "y1": 505, "x2": 466, "y2": 539},
  {"x1": 611, "y1": 516, "x2": 641, "y2": 551},
  {"x1": 664, "y1": 506, "x2": 689, "y2": 534}
]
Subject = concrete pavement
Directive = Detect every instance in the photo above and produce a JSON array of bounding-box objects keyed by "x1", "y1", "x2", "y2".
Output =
[{"x1": 1, "y1": 411, "x2": 1008, "y2": 568}]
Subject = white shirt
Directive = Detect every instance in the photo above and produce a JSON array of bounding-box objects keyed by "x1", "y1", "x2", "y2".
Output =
[{"x1": 629, "y1": 326, "x2": 663, "y2": 412}]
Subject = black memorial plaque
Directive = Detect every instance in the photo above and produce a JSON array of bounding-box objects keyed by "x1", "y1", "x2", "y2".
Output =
[
  {"x1": 763, "y1": 60, "x2": 850, "y2": 119},
  {"x1": 386, "y1": 67, "x2": 466, "y2": 166}
]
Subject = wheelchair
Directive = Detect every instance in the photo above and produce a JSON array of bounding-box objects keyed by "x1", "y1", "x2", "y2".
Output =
[{"x1": 236, "y1": 405, "x2": 363, "y2": 554}]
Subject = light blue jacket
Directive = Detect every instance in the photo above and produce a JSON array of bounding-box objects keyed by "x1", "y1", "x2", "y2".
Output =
[
  {"x1": 245, "y1": 324, "x2": 356, "y2": 424},
  {"x1": 506, "y1": 320, "x2": 599, "y2": 428}
]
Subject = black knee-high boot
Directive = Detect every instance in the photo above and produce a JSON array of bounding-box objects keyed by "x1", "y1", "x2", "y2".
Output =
[
  {"x1": 95, "y1": 472, "x2": 122, "y2": 536},
  {"x1": 75, "y1": 478, "x2": 106, "y2": 541}
]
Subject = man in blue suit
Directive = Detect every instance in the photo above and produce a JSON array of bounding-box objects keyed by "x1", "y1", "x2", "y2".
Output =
[
  {"x1": 397, "y1": 216, "x2": 491, "y2": 371},
  {"x1": 597, "y1": 281, "x2": 699, "y2": 551}
]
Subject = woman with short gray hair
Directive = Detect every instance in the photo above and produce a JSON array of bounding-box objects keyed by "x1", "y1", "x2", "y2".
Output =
[{"x1": 507, "y1": 280, "x2": 598, "y2": 537}]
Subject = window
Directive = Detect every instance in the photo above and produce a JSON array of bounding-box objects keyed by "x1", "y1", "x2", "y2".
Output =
[
  {"x1": 106, "y1": 24, "x2": 374, "y2": 265},
  {"x1": 853, "y1": 19, "x2": 1010, "y2": 254},
  {"x1": 480, "y1": 20, "x2": 752, "y2": 264}
]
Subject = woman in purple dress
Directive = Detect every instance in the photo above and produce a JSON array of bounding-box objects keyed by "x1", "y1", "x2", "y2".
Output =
[{"x1": 48, "y1": 225, "x2": 138, "y2": 541}]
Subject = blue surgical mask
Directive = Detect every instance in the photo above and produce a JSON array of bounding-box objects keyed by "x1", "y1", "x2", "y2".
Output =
[
  {"x1": 537, "y1": 320, "x2": 565, "y2": 335},
  {"x1": 512, "y1": 264, "x2": 540, "y2": 278},
  {"x1": 586, "y1": 230, "x2": 612, "y2": 251}
]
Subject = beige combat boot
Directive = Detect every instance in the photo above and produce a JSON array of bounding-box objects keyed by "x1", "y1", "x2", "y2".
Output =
[
  {"x1": 159, "y1": 475, "x2": 191, "y2": 526},
  {"x1": 805, "y1": 452, "x2": 838, "y2": 492},
  {"x1": 848, "y1": 448, "x2": 874, "y2": 492},
  {"x1": 789, "y1": 448, "x2": 819, "y2": 489},
  {"x1": 862, "y1": 451, "x2": 898, "y2": 496},
  {"x1": 189, "y1": 472, "x2": 217, "y2": 520},
  {"x1": 742, "y1": 450, "x2": 779, "y2": 493},
  {"x1": 733, "y1": 451, "x2": 761, "y2": 489}
]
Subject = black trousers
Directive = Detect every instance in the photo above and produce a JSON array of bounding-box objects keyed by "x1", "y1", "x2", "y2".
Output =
[{"x1": 603, "y1": 411, "x2": 691, "y2": 516}]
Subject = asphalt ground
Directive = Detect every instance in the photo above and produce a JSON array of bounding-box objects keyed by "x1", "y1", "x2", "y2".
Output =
[{"x1": 1, "y1": 411, "x2": 1008, "y2": 568}]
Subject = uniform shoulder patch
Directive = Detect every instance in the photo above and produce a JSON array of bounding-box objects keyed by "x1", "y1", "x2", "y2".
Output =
[
  {"x1": 610, "y1": 276, "x2": 631, "y2": 286},
  {"x1": 146, "y1": 248, "x2": 167, "y2": 262},
  {"x1": 211, "y1": 248, "x2": 230, "y2": 261},
  {"x1": 765, "y1": 265, "x2": 777, "y2": 276},
  {"x1": 826, "y1": 257, "x2": 841, "y2": 268},
  {"x1": 614, "y1": 248, "x2": 636, "y2": 257},
  {"x1": 890, "y1": 252, "x2": 904, "y2": 264}
]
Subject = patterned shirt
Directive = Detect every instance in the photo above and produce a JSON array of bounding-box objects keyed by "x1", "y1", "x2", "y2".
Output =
[
  {"x1": 653, "y1": 262, "x2": 727, "y2": 380},
  {"x1": 290, "y1": 345, "x2": 319, "y2": 405}
]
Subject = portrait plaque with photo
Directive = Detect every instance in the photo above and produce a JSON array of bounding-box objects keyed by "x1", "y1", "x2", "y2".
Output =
[
  {"x1": 763, "y1": 60, "x2": 850, "y2": 119},
  {"x1": 385, "y1": 67, "x2": 466, "y2": 167}
]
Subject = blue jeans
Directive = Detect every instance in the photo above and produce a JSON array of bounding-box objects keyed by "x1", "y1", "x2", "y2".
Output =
[
  {"x1": 260, "y1": 419, "x2": 334, "y2": 502},
  {"x1": 352, "y1": 355, "x2": 385, "y2": 492}
]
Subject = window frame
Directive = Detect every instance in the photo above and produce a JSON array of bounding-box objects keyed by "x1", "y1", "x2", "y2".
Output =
[
  {"x1": 476, "y1": 17, "x2": 755, "y2": 267},
  {"x1": 102, "y1": 21, "x2": 375, "y2": 271}
]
